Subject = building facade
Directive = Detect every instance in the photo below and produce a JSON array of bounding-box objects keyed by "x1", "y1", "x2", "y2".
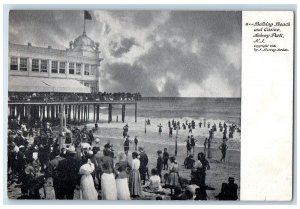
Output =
[{"x1": 8, "y1": 32, "x2": 103, "y2": 93}]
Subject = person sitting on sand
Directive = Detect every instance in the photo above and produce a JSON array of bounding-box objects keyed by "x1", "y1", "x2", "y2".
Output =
[
  {"x1": 215, "y1": 177, "x2": 238, "y2": 200},
  {"x1": 194, "y1": 186, "x2": 207, "y2": 200},
  {"x1": 171, "y1": 186, "x2": 183, "y2": 200},
  {"x1": 143, "y1": 168, "x2": 163, "y2": 193}
]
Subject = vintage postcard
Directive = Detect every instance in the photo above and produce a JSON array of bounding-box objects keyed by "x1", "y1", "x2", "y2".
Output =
[{"x1": 5, "y1": 9, "x2": 294, "y2": 202}]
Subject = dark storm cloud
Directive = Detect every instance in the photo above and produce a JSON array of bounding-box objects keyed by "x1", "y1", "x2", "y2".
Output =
[
  {"x1": 9, "y1": 10, "x2": 102, "y2": 49},
  {"x1": 109, "y1": 37, "x2": 137, "y2": 58},
  {"x1": 103, "y1": 63, "x2": 159, "y2": 96},
  {"x1": 9, "y1": 10, "x2": 241, "y2": 97}
]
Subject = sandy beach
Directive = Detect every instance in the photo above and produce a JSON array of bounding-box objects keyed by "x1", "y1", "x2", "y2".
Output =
[{"x1": 8, "y1": 107, "x2": 241, "y2": 200}]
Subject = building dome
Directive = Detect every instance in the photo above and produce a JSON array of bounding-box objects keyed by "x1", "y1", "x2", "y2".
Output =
[{"x1": 72, "y1": 32, "x2": 98, "y2": 52}]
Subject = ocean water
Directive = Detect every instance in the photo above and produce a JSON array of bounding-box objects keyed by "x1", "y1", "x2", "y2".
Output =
[
  {"x1": 92, "y1": 97, "x2": 241, "y2": 150},
  {"x1": 122, "y1": 97, "x2": 241, "y2": 125}
]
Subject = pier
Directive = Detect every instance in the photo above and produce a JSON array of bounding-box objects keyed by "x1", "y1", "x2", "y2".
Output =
[{"x1": 7, "y1": 100, "x2": 138, "y2": 124}]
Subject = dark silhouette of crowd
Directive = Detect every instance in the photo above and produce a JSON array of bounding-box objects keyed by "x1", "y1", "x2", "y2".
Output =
[
  {"x1": 8, "y1": 92, "x2": 142, "y2": 102},
  {"x1": 7, "y1": 117, "x2": 239, "y2": 200}
]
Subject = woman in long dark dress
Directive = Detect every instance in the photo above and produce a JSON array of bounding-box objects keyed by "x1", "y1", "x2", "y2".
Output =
[{"x1": 128, "y1": 152, "x2": 142, "y2": 198}]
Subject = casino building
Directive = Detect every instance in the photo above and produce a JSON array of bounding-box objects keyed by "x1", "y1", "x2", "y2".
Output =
[{"x1": 8, "y1": 31, "x2": 103, "y2": 93}]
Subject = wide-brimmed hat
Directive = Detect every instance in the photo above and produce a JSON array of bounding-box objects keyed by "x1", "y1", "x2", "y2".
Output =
[{"x1": 67, "y1": 145, "x2": 76, "y2": 153}]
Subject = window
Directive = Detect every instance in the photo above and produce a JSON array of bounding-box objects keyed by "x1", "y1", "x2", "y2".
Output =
[
  {"x1": 41, "y1": 60, "x2": 48, "y2": 72},
  {"x1": 32, "y1": 59, "x2": 39, "y2": 72},
  {"x1": 76, "y1": 63, "x2": 81, "y2": 75},
  {"x1": 84, "y1": 64, "x2": 90, "y2": 76},
  {"x1": 91, "y1": 65, "x2": 97, "y2": 75},
  {"x1": 51, "y1": 61, "x2": 58, "y2": 73},
  {"x1": 20, "y1": 58, "x2": 28, "y2": 71},
  {"x1": 69, "y1": 63, "x2": 74, "y2": 74},
  {"x1": 10, "y1": 57, "x2": 18, "y2": 71},
  {"x1": 59, "y1": 62, "x2": 65, "y2": 74}
]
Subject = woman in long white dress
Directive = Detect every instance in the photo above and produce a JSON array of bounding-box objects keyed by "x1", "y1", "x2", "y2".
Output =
[
  {"x1": 79, "y1": 157, "x2": 98, "y2": 200},
  {"x1": 100, "y1": 148, "x2": 118, "y2": 200},
  {"x1": 115, "y1": 151, "x2": 131, "y2": 200}
]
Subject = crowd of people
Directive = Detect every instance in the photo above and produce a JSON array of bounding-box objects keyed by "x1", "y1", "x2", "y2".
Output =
[
  {"x1": 8, "y1": 92, "x2": 142, "y2": 102},
  {"x1": 7, "y1": 116, "x2": 239, "y2": 201}
]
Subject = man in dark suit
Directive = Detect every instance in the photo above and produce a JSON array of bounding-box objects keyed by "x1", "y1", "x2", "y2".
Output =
[
  {"x1": 138, "y1": 147, "x2": 149, "y2": 185},
  {"x1": 56, "y1": 146, "x2": 81, "y2": 200},
  {"x1": 48, "y1": 148, "x2": 65, "y2": 199}
]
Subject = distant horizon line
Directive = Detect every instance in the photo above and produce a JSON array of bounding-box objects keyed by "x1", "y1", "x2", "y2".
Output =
[{"x1": 142, "y1": 96, "x2": 241, "y2": 99}]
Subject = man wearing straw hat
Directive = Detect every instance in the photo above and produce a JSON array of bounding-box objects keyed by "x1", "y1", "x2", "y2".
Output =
[{"x1": 56, "y1": 145, "x2": 80, "y2": 199}]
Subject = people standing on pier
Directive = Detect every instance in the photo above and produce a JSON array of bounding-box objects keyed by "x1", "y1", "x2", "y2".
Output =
[
  {"x1": 158, "y1": 123, "x2": 163, "y2": 134},
  {"x1": 219, "y1": 140, "x2": 228, "y2": 162}
]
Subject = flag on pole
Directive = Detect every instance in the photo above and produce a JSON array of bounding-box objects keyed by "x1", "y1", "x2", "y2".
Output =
[{"x1": 84, "y1": 10, "x2": 92, "y2": 20}]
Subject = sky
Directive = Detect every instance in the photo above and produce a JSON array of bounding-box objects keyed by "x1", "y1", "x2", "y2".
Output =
[{"x1": 9, "y1": 10, "x2": 241, "y2": 97}]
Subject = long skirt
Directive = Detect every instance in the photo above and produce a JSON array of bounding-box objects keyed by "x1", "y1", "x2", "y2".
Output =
[
  {"x1": 101, "y1": 173, "x2": 117, "y2": 200},
  {"x1": 116, "y1": 178, "x2": 131, "y2": 200},
  {"x1": 128, "y1": 169, "x2": 142, "y2": 196},
  {"x1": 80, "y1": 174, "x2": 98, "y2": 200},
  {"x1": 169, "y1": 172, "x2": 180, "y2": 187}
]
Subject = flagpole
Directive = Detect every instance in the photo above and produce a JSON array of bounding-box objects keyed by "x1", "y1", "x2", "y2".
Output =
[{"x1": 83, "y1": 11, "x2": 86, "y2": 34}]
